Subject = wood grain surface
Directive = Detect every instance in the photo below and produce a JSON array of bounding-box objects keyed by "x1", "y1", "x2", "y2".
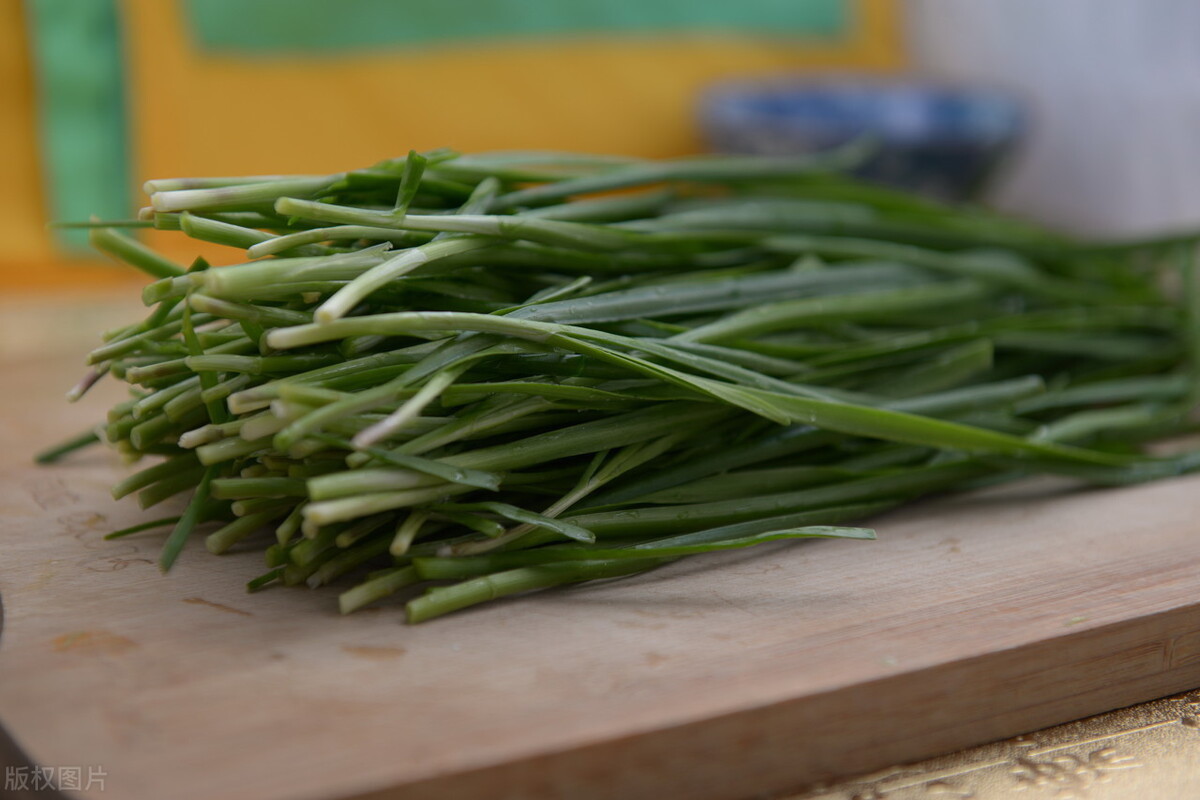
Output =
[{"x1": 3, "y1": 349, "x2": 1200, "y2": 800}]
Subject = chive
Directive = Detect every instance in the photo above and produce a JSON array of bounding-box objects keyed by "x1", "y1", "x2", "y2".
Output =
[
  {"x1": 338, "y1": 566, "x2": 420, "y2": 614},
  {"x1": 209, "y1": 477, "x2": 307, "y2": 499},
  {"x1": 44, "y1": 147, "x2": 1200, "y2": 623},
  {"x1": 413, "y1": 525, "x2": 873, "y2": 579},
  {"x1": 136, "y1": 465, "x2": 209, "y2": 509},
  {"x1": 309, "y1": 433, "x2": 501, "y2": 491},
  {"x1": 90, "y1": 227, "x2": 185, "y2": 279},
  {"x1": 247, "y1": 567, "x2": 285, "y2": 592},
  {"x1": 35, "y1": 428, "x2": 100, "y2": 464},
  {"x1": 310, "y1": 534, "x2": 392, "y2": 588},
  {"x1": 104, "y1": 515, "x2": 183, "y2": 540},
  {"x1": 159, "y1": 466, "x2": 218, "y2": 571},
  {"x1": 315, "y1": 236, "x2": 499, "y2": 323},
  {"x1": 206, "y1": 509, "x2": 283, "y2": 555},
  {"x1": 487, "y1": 148, "x2": 868, "y2": 208},
  {"x1": 151, "y1": 176, "x2": 334, "y2": 213},
  {"x1": 111, "y1": 453, "x2": 201, "y2": 499},
  {"x1": 435, "y1": 501, "x2": 596, "y2": 543},
  {"x1": 406, "y1": 559, "x2": 664, "y2": 624}
]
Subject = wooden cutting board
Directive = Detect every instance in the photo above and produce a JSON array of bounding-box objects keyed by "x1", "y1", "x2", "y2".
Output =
[{"x1": 3, "y1": 352, "x2": 1200, "y2": 800}]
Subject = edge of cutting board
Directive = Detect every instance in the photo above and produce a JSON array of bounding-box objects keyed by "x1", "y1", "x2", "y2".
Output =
[{"x1": 345, "y1": 606, "x2": 1200, "y2": 800}]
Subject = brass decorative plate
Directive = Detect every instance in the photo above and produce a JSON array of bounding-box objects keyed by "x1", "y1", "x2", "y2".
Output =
[{"x1": 788, "y1": 688, "x2": 1200, "y2": 800}]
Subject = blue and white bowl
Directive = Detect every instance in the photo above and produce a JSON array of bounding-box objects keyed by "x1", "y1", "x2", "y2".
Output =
[{"x1": 699, "y1": 77, "x2": 1025, "y2": 201}]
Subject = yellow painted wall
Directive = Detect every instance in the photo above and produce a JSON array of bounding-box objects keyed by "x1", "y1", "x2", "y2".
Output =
[{"x1": 1, "y1": 0, "x2": 905, "y2": 290}]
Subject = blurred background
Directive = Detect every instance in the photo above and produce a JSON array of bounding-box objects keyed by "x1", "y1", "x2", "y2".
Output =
[{"x1": 4, "y1": 0, "x2": 1200, "y2": 292}]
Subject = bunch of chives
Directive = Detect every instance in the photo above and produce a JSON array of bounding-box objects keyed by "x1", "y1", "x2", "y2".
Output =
[{"x1": 41, "y1": 146, "x2": 1200, "y2": 623}]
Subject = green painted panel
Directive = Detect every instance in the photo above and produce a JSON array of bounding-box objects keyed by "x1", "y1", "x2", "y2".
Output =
[
  {"x1": 26, "y1": 0, "x2": 131, "y2": 251},
  {"x1": 184, "y1": 0, "x2": 848, "y2": 53}
]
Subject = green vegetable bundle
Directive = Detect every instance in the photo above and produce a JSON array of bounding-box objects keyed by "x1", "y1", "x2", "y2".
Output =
[{"x1": 44, "y1": 147, "x2": 1200, "y2": 623}]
